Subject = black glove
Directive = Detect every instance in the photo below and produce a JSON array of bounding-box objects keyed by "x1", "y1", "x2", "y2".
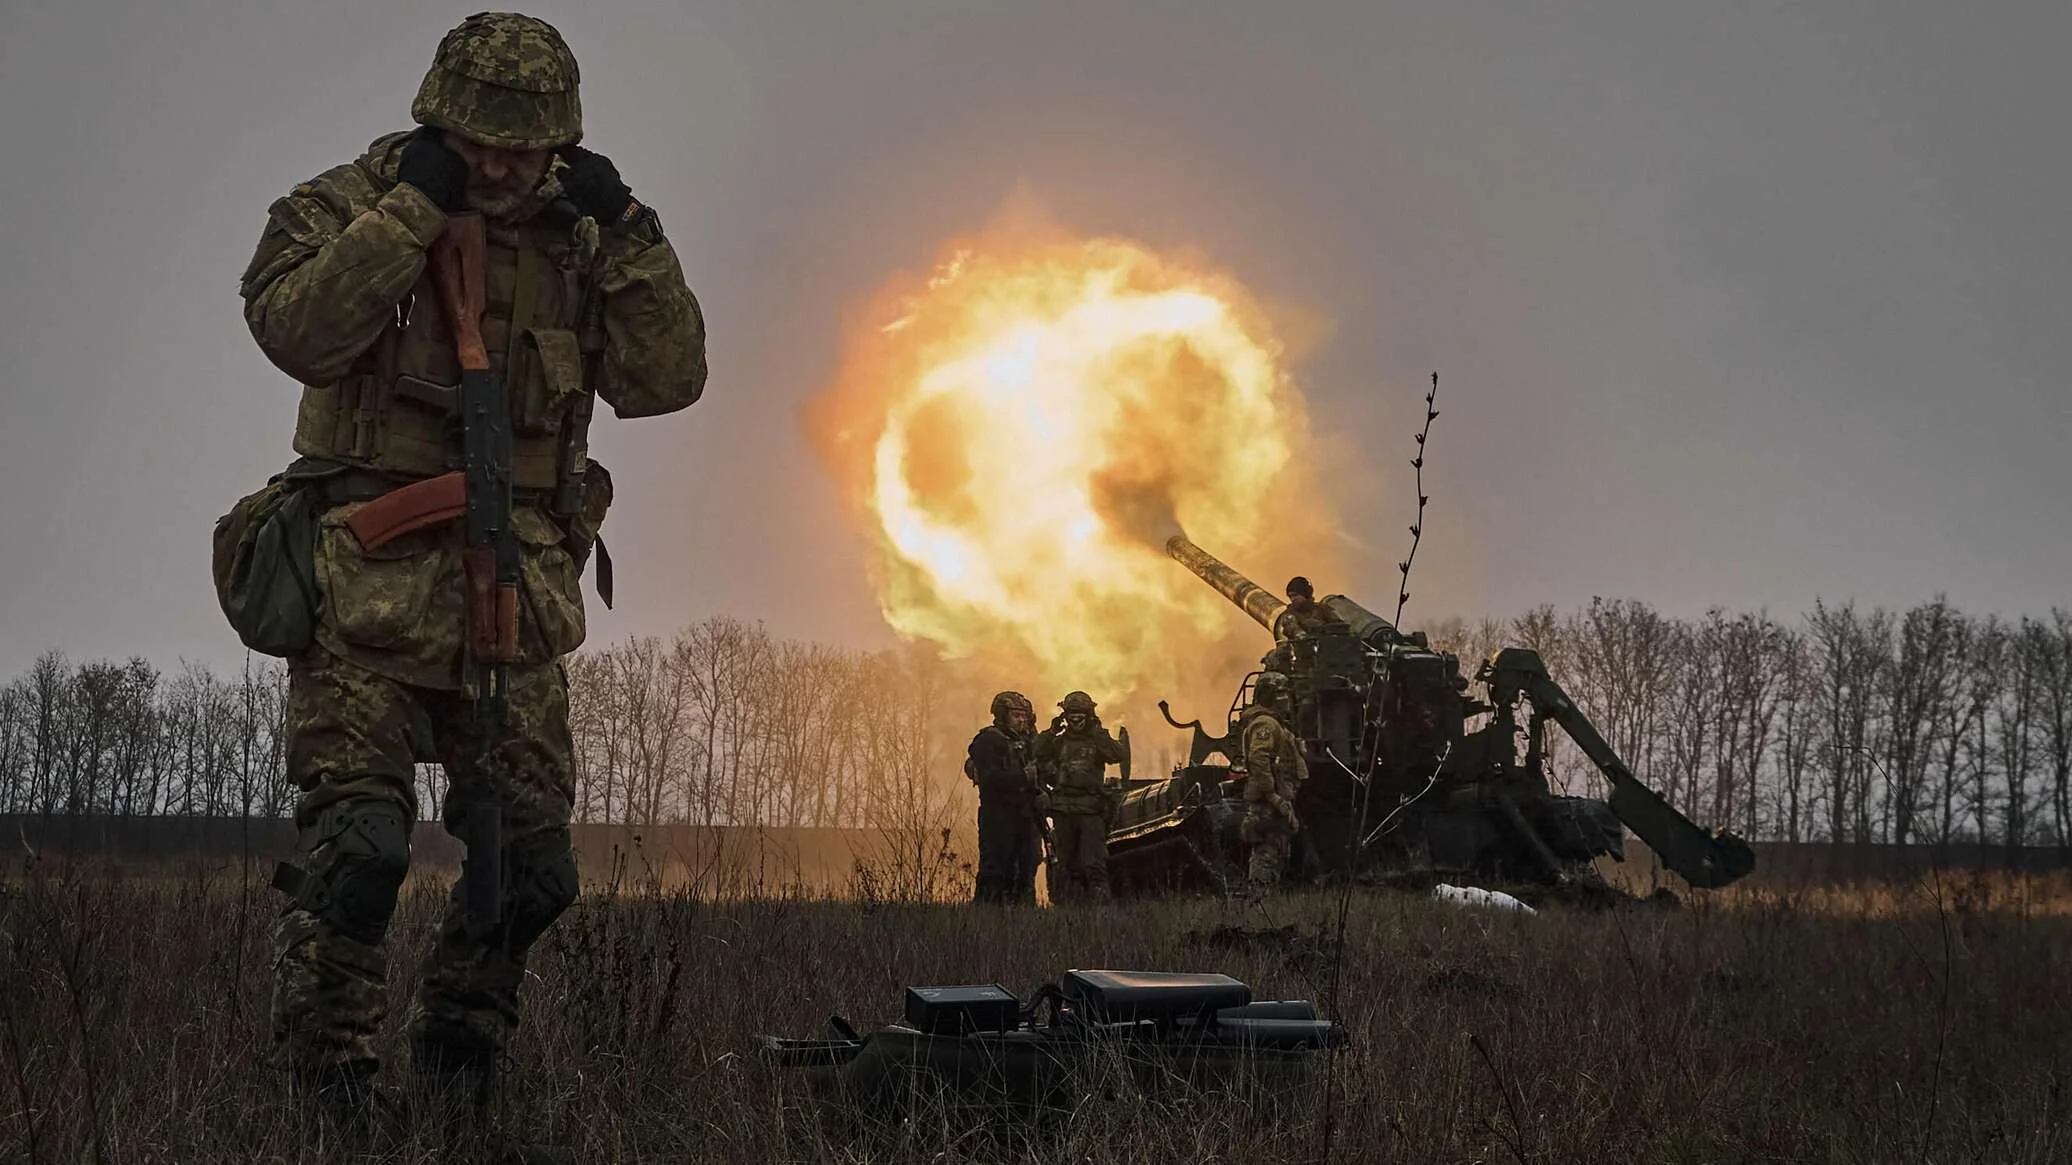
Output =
[
  {"x1": 555, "y1": 144, "x2": 638, "y2": 226},
  {"x1": 396, "y1": 127, "x2": 469, "y2": 213}
]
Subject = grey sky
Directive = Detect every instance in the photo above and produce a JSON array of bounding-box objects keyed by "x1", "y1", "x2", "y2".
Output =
[{"x1": 1, "y1": 1, "x2": 2065, "y2": 678}]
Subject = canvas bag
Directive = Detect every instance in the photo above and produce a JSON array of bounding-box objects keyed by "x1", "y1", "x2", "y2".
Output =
[{"x1": 211, "y1": 476, "x2": 320, "y2": 657}]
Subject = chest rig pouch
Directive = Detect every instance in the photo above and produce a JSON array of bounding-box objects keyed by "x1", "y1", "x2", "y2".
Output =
[{"x1": 292, "y1": 212, "x2": 604, "y2": 509}]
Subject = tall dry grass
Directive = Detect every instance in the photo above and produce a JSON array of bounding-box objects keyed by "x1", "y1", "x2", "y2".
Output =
[{"x1": 1, "y1": 856, "x2": 2067, "y2": 1163}]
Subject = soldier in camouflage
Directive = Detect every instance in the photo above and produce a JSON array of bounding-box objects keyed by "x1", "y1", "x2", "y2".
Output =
[
  {"x1": 1238, "y1": 671, "x2": 1308, "y2": 893},
  {"x1": 1033, "y1": 691, "x2": 1129, "y2": 903},
  {"x1": 1273, "y1": 576, "x2": 1333, "y2": 641},
  {"x1": 239, "y1": 12, "x2": 706, "y2": 1136},
  {"x1": 966, "y1": 691, "x2": 1042, "y2": 905}
]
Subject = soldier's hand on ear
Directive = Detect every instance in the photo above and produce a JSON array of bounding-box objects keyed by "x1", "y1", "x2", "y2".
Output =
[
  {"x1": 396, "y1": 128, "x2": 469, "y2": 212},
  {"x1": 555, "y1": 144, "x2": 637, "y2": 225}
]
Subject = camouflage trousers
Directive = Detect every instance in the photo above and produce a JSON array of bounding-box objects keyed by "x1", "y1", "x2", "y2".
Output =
[
  {"x1": 973, "y1": 799, "x2": 1042, "y2": 905},
  {"x1": 271, "y1": 648, "x2": 578, "y2": 1076},
  {"x1": 1241, "y1": 805, "x2": 1293, "y2": 890},
  {"x1": 1048, "y1": 812, "x2": 1109, "y2": 903}
]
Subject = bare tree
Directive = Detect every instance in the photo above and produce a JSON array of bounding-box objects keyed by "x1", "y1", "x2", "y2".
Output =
[
  {"x1": 1880, "y1": 598, "x2": 1963, "y2": 845},
  {"x1": 1771, "y1": 627, "x2": 1819, "y2": 842},
  {"x1": 0, "y1": 678, "x2": 24, "y2": 815},
  {"x1": 1931, "y1": 616, "x2": 2000, "y2": 846},
  {"x1": 1658, "y1": 619, "x2": 1717, "y2": 820},
  {"x1": 612, "y1": 635, "x2": 699, "y2": 825},
  {"x1": 1806, "y1": 602, "x2": 1892, "y2": 842},
  {"x1": 1717, "y1": 611, "x2": 1787, "y2": 838},
  {"x1": 672, "y1": 619, "x2": 768, "y2": 824},
  {"x1": 1565, "y1": 598, "x2": 1680, "y2": 804},
  {"x1": 565, "y1": 647, "x2": 626, "y2": 823},
  {"x1": 2039, "y1": 610, "x2": 2072, "y2": 853},
  {"x1": 1993, "y1": 620, "x2": 2043, "y2": 853}
]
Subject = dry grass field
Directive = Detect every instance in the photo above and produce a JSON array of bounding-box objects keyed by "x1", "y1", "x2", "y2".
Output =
[{"x1": 3, "y1": 856, "x2": 2069, "y2": 1164}]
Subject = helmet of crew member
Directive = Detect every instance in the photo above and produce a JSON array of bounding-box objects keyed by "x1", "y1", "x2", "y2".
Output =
[
  {"x1": 989, "y1": 690, "x2": 1033, "y2": 726},
  {"x1": 1286, "y1": 576, "x2": 1314, "y2": 600},
  {"x1": 1058, "y1": 691, "x2": 1097, "y2": 716},
  {"x1": 1252, "y1": 670, "x2": 1293, "y2": 710},
  {"x1": 412, "y1": 12, "x2": 583, "y2": 150}
]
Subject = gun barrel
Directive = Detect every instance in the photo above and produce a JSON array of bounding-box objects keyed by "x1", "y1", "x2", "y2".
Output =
[
  {"x1": 1165, "y1": 535, "x2": 1286, "y2": 633},
  {"x1": 1318, "y1": 595, "x2": 1403, "y2": 647}
]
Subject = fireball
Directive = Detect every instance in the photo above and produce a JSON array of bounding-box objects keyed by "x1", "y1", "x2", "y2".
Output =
[{"x1": 810, "y1": 227, "x2": 1340, "y2": 716}]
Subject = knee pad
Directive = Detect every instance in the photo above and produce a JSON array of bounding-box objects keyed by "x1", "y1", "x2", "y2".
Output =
[
  {"x1": 503, "y1": 831, "x2": 578, "y2": 953},
  {"x1": 300, "y1": 800, "x2": 410, "y2": 944}
]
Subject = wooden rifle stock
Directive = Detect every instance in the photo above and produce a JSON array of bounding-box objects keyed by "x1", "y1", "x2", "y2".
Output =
[
  {"x1": 462, "y1": 544, "x2": 520, "y2": 663},
  {"x1": 428, "y1": 213, "x2": 490, "y2": 373}
]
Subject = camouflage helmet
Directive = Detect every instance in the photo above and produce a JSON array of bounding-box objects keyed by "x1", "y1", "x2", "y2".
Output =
[
  {"x1": 989, "y1": 690, "x2": 1034, "y2": 723},
  {"x1": 1286, "y1": 576, "x2": 1314, "y2": 599},
  {"x1": 1252, "y1": 670, "x2": 1293, "y2": 708},
  {"x1": 1058, "y1": 691, "x2": 1097, "y2": 715},
  {"x1": 412, "y1": 12, "x2": 582, "y2": 151}
]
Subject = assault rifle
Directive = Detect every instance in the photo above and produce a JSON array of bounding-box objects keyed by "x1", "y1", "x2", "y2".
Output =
[
  {"x1": 341, "y1": 212, "x2": 515, "y2": 931},
  {"x1": 431, "y1": 211, "x2": 519, "y2": 931}
]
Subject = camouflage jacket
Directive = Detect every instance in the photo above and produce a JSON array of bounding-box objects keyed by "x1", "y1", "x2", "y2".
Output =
[
  {"x1": 238, "y1": 132, "x2": 707, "y2": 689},
  {"x1": 1240, "y1": 708, "x2": 1306, "y2": 808},
  {"x1": 1274, "y1": 602, "x2": 1332, "y2": 641},
  {"x1": 1035, "y1": 720, "x2": 1127, "y2": 815}
]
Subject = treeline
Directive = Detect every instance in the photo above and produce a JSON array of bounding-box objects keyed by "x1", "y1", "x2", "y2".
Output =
[
  {"x1": 0, "y1": 654, "x2": 291, "y2": 820},
  {"x1": 561, "y1": 618, "x2": 960, "y2": 833},
  {"x1": 2, "y1": 599, "x2": 2069, "y2": 850},
  {"x1": 0, "y1": 619, "x2": 965, "y2": 836},
  {"x1": 1425, "y1": 598, "x2": 2072, "y2": 850}
]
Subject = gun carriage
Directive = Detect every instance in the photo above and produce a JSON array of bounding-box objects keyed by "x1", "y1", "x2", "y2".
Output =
[{"x1": 1104, "y1": 535, "x2": 1756, "y2": 896}]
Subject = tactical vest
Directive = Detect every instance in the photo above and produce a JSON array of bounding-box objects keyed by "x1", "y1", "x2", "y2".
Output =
[
  {"x1": 291, "y1": 215, "x2": 601, "y2": 510},
  {"x1": 966, "y1": 725, "x2": 1032, "y2": 795},
  {"x1": 1050, "y1": 729, "x2": 1113, "y2": 793}
]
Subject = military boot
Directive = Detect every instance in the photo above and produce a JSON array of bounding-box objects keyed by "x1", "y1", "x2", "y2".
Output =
[
  {"x1": 292, "y1": 1057, "x2": 383, "y2": 1143},
  {"x1": 411, "y1": 1036, "x2": 579, "y2": 1163},
  {"x1": 409, "y1": 1030, "x2": 499, "y2": 1114}
]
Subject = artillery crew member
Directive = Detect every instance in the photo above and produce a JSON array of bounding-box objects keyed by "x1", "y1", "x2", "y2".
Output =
[
  {"x1": 1239, "y1": 671, "x2": 1308, "y2": 892},
  {"x1": 234, "y1": 11, "x2": 706, "y2": 1137},
  {"x1": 1274, "y1": 576, "x2": 1333, "y2": 640},
  {"x1": 967, "y1": 691, "x2": 1043, "y2": 905},
  {"x1": 1034, "y1": 691, "x2": 1130, "y2": 902}
]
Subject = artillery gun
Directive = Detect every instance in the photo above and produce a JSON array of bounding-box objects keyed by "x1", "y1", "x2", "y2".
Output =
[{"x1": 1104, "y1": 535, "x2": 1756, "y2": 896}]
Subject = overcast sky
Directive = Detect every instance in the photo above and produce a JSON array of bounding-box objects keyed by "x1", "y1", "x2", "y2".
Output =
[{"x1": 0, "y1": 1, "x2": 2065, "y2": 677}]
